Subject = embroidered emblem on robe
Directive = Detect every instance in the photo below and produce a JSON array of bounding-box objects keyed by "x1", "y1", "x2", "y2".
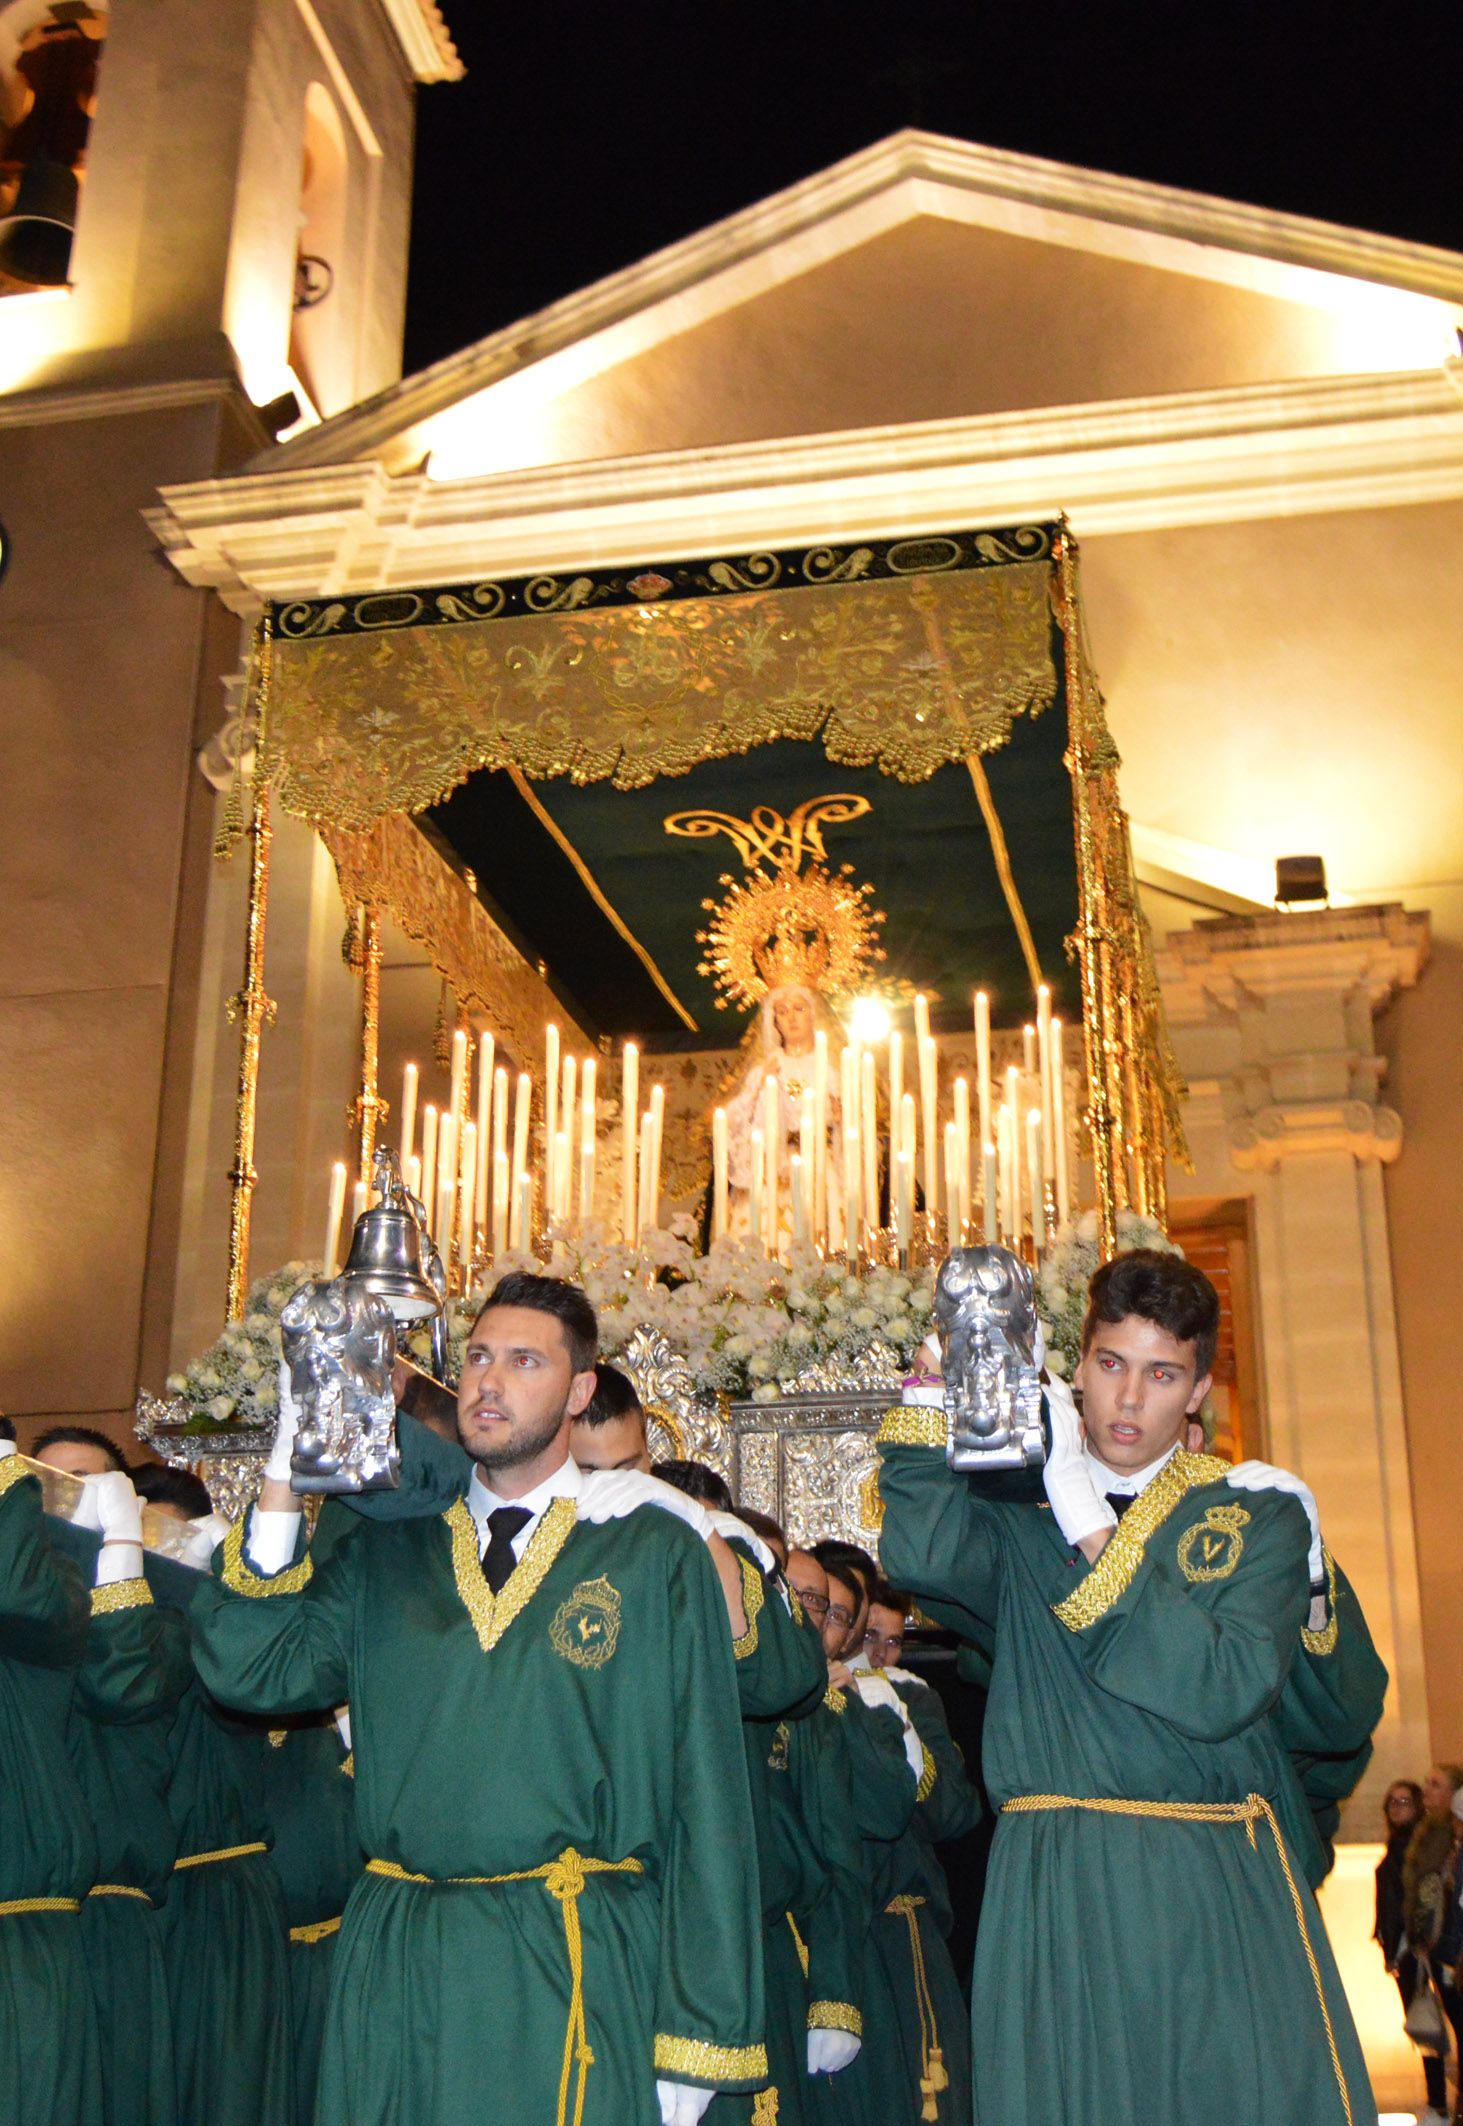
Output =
[
  {"x1": 1176, "y1": 1503, "x2": 1250, "y2": 1583},
  {"x1": 550, "y1": 1576, "x2": 622, "y2": 1668}
]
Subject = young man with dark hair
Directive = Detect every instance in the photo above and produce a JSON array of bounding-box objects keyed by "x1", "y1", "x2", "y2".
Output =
[
  {"x1": 654, "y1": 1458, "x2": 735, "y2": 1514},
  {"x1": 30, "y1": 1423, "x2": 127, "y2": 1475},
  {"x1": 571, "y1": 1360, "x2": 652, "y2": 1472},
  {"x1": 193, "y1": 1270, "x2": 768, "y2": 2126},
  {"x1": 877, "y1": 1245, "x2": 1379, "y2": 2126}
]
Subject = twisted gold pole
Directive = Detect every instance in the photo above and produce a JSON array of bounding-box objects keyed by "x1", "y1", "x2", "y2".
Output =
[
  {"x1": 349, "y1": 903, "x2": 387, "y2": 1184},
  {"x1": 224, "y1": 612, "x2": 276, "y2": 1320}
]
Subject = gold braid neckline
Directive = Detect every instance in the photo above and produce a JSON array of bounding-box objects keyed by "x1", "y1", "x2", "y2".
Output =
[
  {"x1": 1051, "y1": 1451, "x2": 1231, "y2": 1634},
  {"x1": 445, "y1": 1495, "x2": 577, "y2": 1655}
]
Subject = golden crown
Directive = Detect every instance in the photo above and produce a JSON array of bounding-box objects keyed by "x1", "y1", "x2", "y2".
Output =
[{"x1": 695, "y1": 858, "x2": 886, "y2": 1011}]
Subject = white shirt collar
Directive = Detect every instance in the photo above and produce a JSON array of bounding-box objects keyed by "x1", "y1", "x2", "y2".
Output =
[
  {"x1": 1083, "y1": 1438, "x2": 1181, "y2": 1499},
  {"x1": 467, "y1": 1455, "x2": 581, "y2": 1555}
]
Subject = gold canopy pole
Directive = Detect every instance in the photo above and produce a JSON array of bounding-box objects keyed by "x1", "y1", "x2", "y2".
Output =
[
  {"x1": 224, "y1": 611, "x2": 277, "y2": 1320},
  {"x1": 349, "y1": 904, "x2": 388, "y2": 1185},
  {"x1": 1054, "y1": 532, "x2": 1120, "y2": 1263}
]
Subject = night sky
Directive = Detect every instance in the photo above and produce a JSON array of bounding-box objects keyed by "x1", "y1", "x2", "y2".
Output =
[{"x1": 403, "y1": 7, "x2": 1462, "y2": 375}]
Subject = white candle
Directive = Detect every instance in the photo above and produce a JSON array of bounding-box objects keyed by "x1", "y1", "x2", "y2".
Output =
[
  {"x1": 475, "y1": 1036, "x2": 493, "y2": 1234},
  {"x1": 492, "y1": 1147, "x2": 509, "y2": 1257},
  {"x1": 954, "y1": 1077, "x2": 972, "y2": 1236},
  {"x1": 560, "y1": 1054, "x2": 577, "y2": 1220},
  {"x1": 400, "y1": 1062, "x2": 419, "y2": 1168},
  {"x1": 460, "y1": 1120, "x2": 478, "y2": 1263},
  {"x1": 580, "y1": 1059, "x2": 596, "y2": 1224},
  {"x1": 544, "y1": 1024, "x2": 560, "y2": 1183},
  {"x1": 492, "y1": 1065, "x2": 509, "y2": 1170},
  {"x1": 761, "y1": 1072, "x2": 780, "y2": 1255},
  {"x1": 351, "y1": 1178, "x2": 368, "y2": 1230},
  {"x1": 889, "y1": 1030, "x2": 904, "y2": 1149},
  {"x1": 648, "y1": 1083, "x2": 665, "y2": 1234},
  {"x1": 323, "y1": 1160, "x2": 347, "y2": 1277},
  {"x1": 1027, "y1": 1108, "x2": 1046, "y2": 1251},
  {"x1": 511, "y1": 1072, "x2": 531, "y2": 1216},
  {"x1": 860, "y1": 1049, "x2": 877, "y2": 1247},
  {"x1": 514, "y1": 1170, "x2": 532, "y2": 1253},
  {"x1": 895, "y1": 1149, "x2": 913, "y2": 1258},
  {"x1": 749, "y1": 1126, "x2": 764, "y2": 1251},
  {"x1": 944, "y1": 1122, "x2": 961, "y2": 1240},
  {"x1": 405, "y1": 1153, "x2": 422, "y2": 1203},
  {"x1": 1036, "y1": 984, "x2": 1055, "y2": 1183},
  {"x1": 1052, "y1": 1017, "x2": 1071, "y2": 1226},
  {"x1": 449, "y1": 1027, "x2": 468, "y2": 1127},
  {"x1": 712, "y1": 1107, "x2": 729, "y2": 1242},
  {"x1": 982, "y1": 1142, "x2": 997, "y2": 1245},
  {"x1": 918, "y1": 1030, "x2": 940, "y2": 1216},
  {"x1": 790, "y1": 1153, "x2": 807, "y2": 1249},
  {"x1": 553, "y1": 1129, "x2": 570, "y2": 1227},
  {"x1": 998, "y1": 1104, "x2": 1015, "y2": 1242},
  {"x1": 420, "y1": 1104, "x2": 439, "y2": 1232},
  {"x1": 620, "y1": 1044, "x2": 639, "y2": 1244},
  {"x1": 914, "y1": 992, "x2": 931, "y2": 1048},
  {"x1": 813, "y1": 1030, "x2": 829, "y2": 1247},
  {"x1": 974, "y1": 990, "x2": 992, "y2": 1155},
  {"x1": 798, "y1": 1084, "x2": 815, "y2": 1224},
  {"x1": 1022, "y1": 1023, "x2": 1037, "y2": 1078},
  {"x1": 901, "y1": 1090, "x2": 917, "y2": 1168},
  {"x1": 839, "y1": 1047, "x2": 857, "y2": 1246},
  {"x1": 636, "y1": 1111, "x2": 654, "y2": 1239},
  {"x1": 437, "y1": 1113, "x2": 458, "y2": 1265}
]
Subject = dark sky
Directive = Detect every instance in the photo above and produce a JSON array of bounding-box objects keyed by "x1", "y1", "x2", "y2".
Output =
[{"x1": 403, "y1": 7, "x2": 1462, "y2": 375}]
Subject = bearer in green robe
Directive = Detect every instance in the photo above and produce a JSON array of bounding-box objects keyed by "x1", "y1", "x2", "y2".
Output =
[
  {"x1": 192, "y1": 1271, "x2": 768, "y2": 2126},
  {"x1": 878, "y1": 1247, "x2": 1378, "y2": 2126},
  {"x1": 263, "y1": 1710, "x2": 363, "y2": 2125}
]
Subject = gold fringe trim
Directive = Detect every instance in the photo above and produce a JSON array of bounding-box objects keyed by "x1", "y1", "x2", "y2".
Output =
[
  {"x1": 1050, "y1": 1450, "x2": 1231, "y2": 1634},
  {"x1": 90, "y1": 1578, "x2": 152, "y2": 1615},
  {"x1": 808, "y1": 2000, "x2": 863, "y2": 2037},
  {"x1": 652, "y1": 2034, "x2": 769, "y2": 2084},
  {"x1": 444, "y1": 1495, "x2": 576, "y2": 1655},
  {"x1": 916, "y1": 1742, "x2": 939, "y2": 1804},
  {"x1": 221, "y1": 1514, "x2": 314, "y2": 1598},
  {"x1": 732, "y1": 1551, "x2": 765, "y2": 1660},
  {"x1": 876, "y1": 1406, "x2": 945, "y2": 1450}
]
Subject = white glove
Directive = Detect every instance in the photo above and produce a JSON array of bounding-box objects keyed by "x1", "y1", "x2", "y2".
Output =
[
  {"x1": 88, "y1": 1472, "x2": 145, "y2": 1587},
  {"x1": 1226, "y1": 1459, "x2": 1324, "y2": 1585},
  {"x1": 334, "y1": 1705, "x2": 352, "y2": 1753},
  {"x1": 851, "y1": 1669, "x2": 925, "y2": 1783},
  {"x1": 576, "y1": 1469, "x2": 714, "y2": 1539},
  {"x1": 808, "y1": 2026, "x2": 862, "y2": 2075},
  {"x1": 0, "y1": 1438, "x2": 14, "y2": 1461},
  {"x1": 1041, "y1": 1375, "x2": 1117, "y2": 1550},
  {"x1": 264, "y1": 1361, "x2": 302, "y2": 1484},
  {"x1": 706, "y1": 1510, "x2": 774, "y2": 1575},
  {"x1": 180, "y1": 1512, "x2": 231, "y2": 1570},
  {"x1": 656, "y1": 2080, "x2": 714, "y2": 2125}
]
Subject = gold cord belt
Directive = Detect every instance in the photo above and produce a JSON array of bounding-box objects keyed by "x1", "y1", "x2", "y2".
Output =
[
  {"x1": 367, "y1": 1847, "x2": 644, "y2": 2126},
  {"x1": 173, "y1": 1841, "x2": 268, "y2": 1871},
  {"x1": 0, "y1": 1895, "x2": 79, "y2": 1917},
  {"x1": 88, "y1": 1883, "x2": 152, "y2": 1903},
  {"x1": 885, "y1": 1894, "x2": 948, "y2": 2122},
  {"x1": 1000, "y1": 1793, "x2": 1354, "y2": 2126},
  {"x1": 289, "y1": 1914, "x2": 342, "y2": 1944}
]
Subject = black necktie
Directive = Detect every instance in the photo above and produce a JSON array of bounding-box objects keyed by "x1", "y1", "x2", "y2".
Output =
[
  {"x1": 483, "y1": 1506, "x2": 533, "y2": 1594},
  {"x1": 1106, "y1": 1493, "x2": 1135, "y2": 1521}
]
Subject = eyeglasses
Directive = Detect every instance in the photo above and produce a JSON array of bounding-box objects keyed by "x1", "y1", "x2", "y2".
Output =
[
  {"x1": 825, "y1": 1602, "x2": 855, "y2": 1630},
  {"x1": 790, "y1": 1586, "x2": 828, "y2": 1618}
]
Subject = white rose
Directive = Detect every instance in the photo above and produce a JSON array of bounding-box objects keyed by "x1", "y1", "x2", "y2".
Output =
[
  {"x1": 197, "y1": 1366, "x2": 221, "y2": 1393},
  {"x1": 256, "y1": 1377, "x2": 279, "y2": 1411},
  {"x1": 851, "y1": 1306, "x2": 877, "y2": 1330},
  {"x1": 165, "y1": 1373, "x2": 186, "y2": 1396},
  {"x1": 207, "y1": 1395, "x2": 236, "y2": 1423},
  {"x1": 751, "y1": 1381, "x2": 780, "y2": 1405},
  {"x1": 747, "y1": 1352, "x2": 774, "y2": 1380}
]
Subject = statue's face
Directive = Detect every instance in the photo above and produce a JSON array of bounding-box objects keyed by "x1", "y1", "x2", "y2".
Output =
[{"x1": 771, "y1": 988, "x2": 815, "y2": 1054}]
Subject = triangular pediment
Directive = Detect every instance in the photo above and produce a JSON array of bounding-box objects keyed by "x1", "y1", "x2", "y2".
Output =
[{"x1": 259, "y1": 130, "x2": 1463, "y2": 482}]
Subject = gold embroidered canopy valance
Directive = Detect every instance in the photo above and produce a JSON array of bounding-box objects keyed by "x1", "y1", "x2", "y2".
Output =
[{"x1": 255, "y1": 528, "x2": 1058, "y2": 830}]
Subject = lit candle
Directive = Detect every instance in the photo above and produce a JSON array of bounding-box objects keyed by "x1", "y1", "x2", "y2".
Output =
[
  {"x1": 437, "y1": 1113, "x2": 458, "y2": 1265},
  {"x1": 712, "y1": 1107, "x2": 729, "y2": 1242},
  {"x1": 492, "y1": 1065, "x2": 508, "y2": 1174},
  {"x1": 895, "y1": 1149, "x2": 913, "y2": 1259},
  {"x1": 889, "y1": 1029, "x2": 904, "y2": 1150},
  {"x1": 420, "y1": 1104, "x2": 439, "y2": 1232},
  {"x1": 560, "y1": 1054, "x2": 578, "y2": 1221},
  {"x1": 449, "y1": 1026, "x2": 468, "y2": 1126},
  {"x1": 400, "y1": 1062, "x2": 419, "y2": 1168},
  {"x1": 901, "y1": 1090, "x2": 917, "y2": 1167},
  {"x1": 514, "y1": 1170, "x2": 532, "y2": 1254},
  {"x1": 544, "y1": 1024, "x2": 560, "y2": 1183},
  {"x1": 323, "y1": 1161, "x2": 347, "y2": 1277},
  {"x1": 790, "y1": 1153, "x2": 807, "y2": 1249},
  {"x1": 1022, "y1": 1023, "x2": 1037, "y2": 1078},
  {"x1": 580, "y1": 1059, "x2": 596, "y2": 1224},
  {"x1": 944, "y1": 1122, "x2": 961, "y2": 1239},
  {"x1": 749, "y1": 1126, "x2": 764, "y2": 1251},
  {"x1": 475, "y1": 1035, "x2": 494, "y2": 1235},
  {"x1": 511, "y1": 1072, "x2": 531, "y2": 1219},
  {"x1": 918, "y1": 1030, "x2": 940, "y2": 1216},
  {"x1": 636, "y1": 1112, "x2": 654, "y2": 1239},
  {"x1": 460, "y1": 1120, "x2": 478, "y2": 1263},
  {"x1": 812, "y1": 1030, "x2": 829, "y2": 1247},
  {"x1": 1027, "y1": 1108, "x2": 1045, "y2": 1251},
  {"x1": 1036, "y1": 984, "x2": 1055, "y2": 1183},
  {"x1": 974, "y1": 990, "x2": 992, "y2": 1155},
  {"x1": 405, "y1": 1153, "x2": 422, "y2": 1202},
  {"x1": 492, "y1": 1147, "x2": 509, "y2": 1257},
  {"x1": 982, "y1": 1142, "x2": 997, "y2": 1245},
  {"x1": 860, "y1": 1049, "x2": 877, "y2": 1248},
  {"x1": 839, "y1": 1047, "x2": 857, "y2": 1247},
  {"x1": 953, "y1": 1076, "x2": 972, "y2": 1236},
  {"x1": 620, "y1": 1043, "x2": 639, "y2": 1244},
  {"x1": 761, "y1": 1073, "x2": 780, "y2": 1255},
  {"x1": 1052, "y1": 1017, "x2": 1071, "y2": 1226},
  {"x1": 648, "y1": 1082, "x2": 665, "y2": 1235},
  {"x1": 553, "y1": 1129, "x2": 570, "y2": 1227},
  {"x1": 914, "y1": 992, "x2": 931, "y2": 1048},
  {"x1": 998, "y1": 1104, "x2": 1015, "y2": 1242}
]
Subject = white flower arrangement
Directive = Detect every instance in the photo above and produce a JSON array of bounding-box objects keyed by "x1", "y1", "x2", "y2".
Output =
[
  {"x1": 1035, "y1": 1208, "x2": 1181, "y2": 1379},
  {"x1": 164, "y1": 1261, "x2": 321, "y2": 1429},
  {"x1": 404, "y1": 1217, "x2": 937, "y2": 1403}
]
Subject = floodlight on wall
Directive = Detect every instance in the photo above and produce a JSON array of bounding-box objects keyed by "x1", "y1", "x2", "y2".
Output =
[
  {"x1": 1275, "y1": 855, "x2": 1329, "y2": 907},
  {"x1": 0, "y1": 153, "x2": 76, "y2": 285}
]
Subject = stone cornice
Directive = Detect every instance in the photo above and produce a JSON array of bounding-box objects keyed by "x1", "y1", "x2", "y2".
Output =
[
  {"x1": 1158, "y1": 904, "x2": 1431, "y2": 1022},
  {"x1": 148, "y1": 369, "x2": 1463, "y2": 607},
  {"x1": 1229, "y1": 1101, "x2": 1404, "y2": 1171},
  {"x1": 0, "y1": 374, "x2": 244, "y2": 429},
  {"x1": 378, "y1": 0, "x2": 463, "y2": 82}
]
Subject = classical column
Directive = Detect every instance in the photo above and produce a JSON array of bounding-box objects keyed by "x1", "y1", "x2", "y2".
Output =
[{"x1": 1158, "y1": 905, "x2": 1430, "y2": 1824}]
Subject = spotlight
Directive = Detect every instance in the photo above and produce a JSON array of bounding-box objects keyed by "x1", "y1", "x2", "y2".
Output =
[
  {"x1": 1274, "y1": 855, "x2": 1328, "y2": 907},
  {"x1": 848, "y1": 995, "x2": 892, "y2": 1043}
]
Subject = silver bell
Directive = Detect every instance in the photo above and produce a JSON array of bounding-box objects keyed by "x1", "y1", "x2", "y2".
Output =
[{"x1": 340, "y1": 1147, "x2": 444, "y2": 1324}]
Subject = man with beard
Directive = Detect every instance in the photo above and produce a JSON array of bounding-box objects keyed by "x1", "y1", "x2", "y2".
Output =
[{"x1": 192, "y1": 1270, "x2": 766, "y2": 2126}]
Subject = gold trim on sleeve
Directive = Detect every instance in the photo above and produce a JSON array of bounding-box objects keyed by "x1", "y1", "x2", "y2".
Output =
[
  {"x1": 0, "y1": 1457, "x2": 32, "y2": 1500},
  {"x1": 653, "y1": 2035, "x2": 769, "y2": 2084},
  {"x1": 444, "y1": 1495, "x2": 577, "y2": 1654},
  {"x1": 916, "y1": 1743, "x2": 938, "y2": 1803},
  {"x1": 808, "y1": 2000, "x2": 863, "y2": 2037},
  {"x1": 90, "y1": 1578, "x2": 153, "y2": 1615},
  {"x1": 732, "y1": 1552, "x2": 765, "y2": 1660},
  {"x1": 221, "y1": 1514, "x2": 314, "y2": 1597},
  {"x1": 786, "y1": 1910, "x2": 809, "y2": 1978},
  {"x1": 1301, "y1": 1548, "x2": 1339, "y2": 1657},
  {"x1": 1051, "y1": 1451, "x2": 1231, "y2": 1634},
  {"x1": 876, "y1": 1407, "x2": 946, "y2": 1450}
]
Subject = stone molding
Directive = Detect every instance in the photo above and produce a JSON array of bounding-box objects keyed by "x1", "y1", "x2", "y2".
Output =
[{"x1": 1229, "y1": 1099, "x2": 1403, "y2": 1172}]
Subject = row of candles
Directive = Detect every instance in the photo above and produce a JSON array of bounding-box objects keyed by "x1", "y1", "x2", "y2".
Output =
[{"x1": 322, "y1": 988, "x2": 1078, "y2": 1279}]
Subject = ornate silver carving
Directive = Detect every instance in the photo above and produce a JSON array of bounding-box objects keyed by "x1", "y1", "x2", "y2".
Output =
[
  {"x1": 937, "y1": 1245, "x2": 1045, "y2": 1473},
  {"x1": 281, "y1": 1279, "x2": 400, "y2": 1494},
  {"x1": 134, "y1": 1393, "x2": 271, "y2": 1523},
  {"x1": 619, "y1": 1328, "x2": 732, "y2": 1483}
]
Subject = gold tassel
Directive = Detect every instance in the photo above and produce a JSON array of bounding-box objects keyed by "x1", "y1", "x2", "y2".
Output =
[
  {"x1": 433, "y1": 978, "x2": 453, "y2": 1068},
  {"x1": 921, "y1": 2079, "x2": 939, "y2": 2122},
  {"x1": 929, "y1": 2045, "x2": 949, "y2": 2092},
  {"x1": 341, "y1": 903, "x2": 365, "y2": 973}
]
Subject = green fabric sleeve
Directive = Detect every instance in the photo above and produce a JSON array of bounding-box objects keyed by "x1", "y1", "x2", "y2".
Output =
[
  {"x1": 652, "y1": 1534, "x2": 768, "y2": 2091},
  {"x1": 726, "y1": 1539, "x2": 827, "y2": 1720},
  {"x1": 876, "y1": 1438, "x2": 1004, "y2": 1639},
  {"x1": 1274, "y1": 1552, "x2": 1388, "y2": 1759},
  {"x1": 189, "y1": 1505, "x2": 355, "y2": 1717},
  {"x1": 837, "y1": 1691, "x2": 917, "y2": 1842},
  {"x1": 789, "y1": 1704, "x2": 867, "y2": 2035},
  {"x1": 340, "y1": 1411, "x2": 471, "y2": 1523},
  {"x1": 902, "y1": 1682, "x2": 982, "y2": 1842},
  {"x1": 1055, "y1": 1491, "x2": 1312, "y2": 1744},
  {"x1": 0, "y1": 1463, "x2": 88, "y2": 1667},
  {"x1": 76, "y1": 1597, "x2": 191, "y2": 1725}
]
